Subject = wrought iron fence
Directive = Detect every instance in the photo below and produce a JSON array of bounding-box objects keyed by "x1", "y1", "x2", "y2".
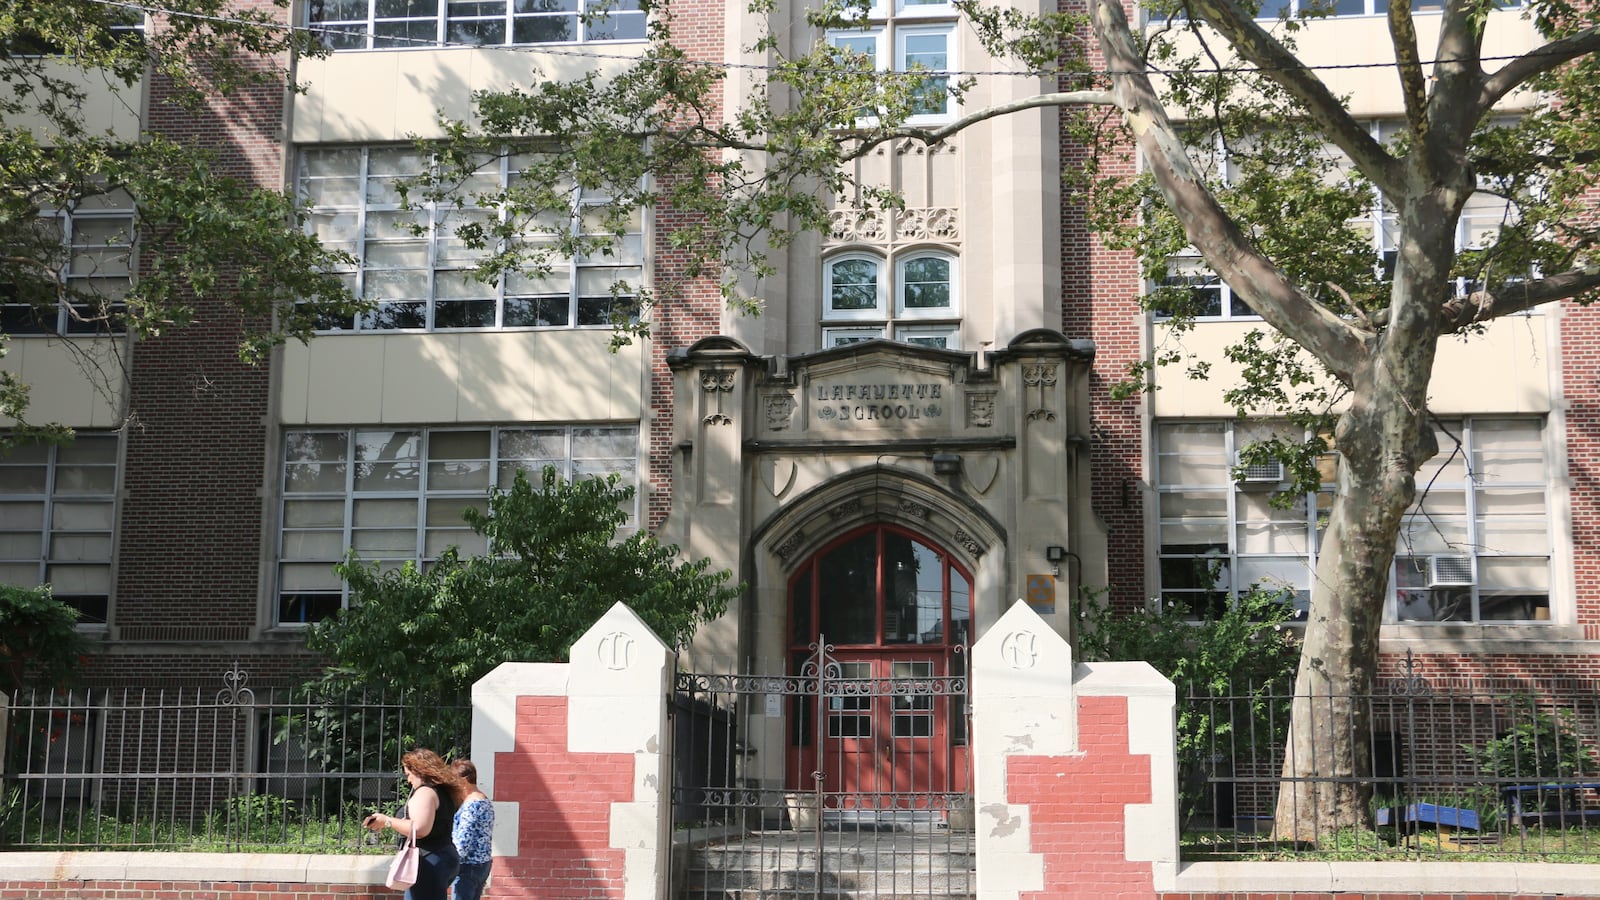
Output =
[
  {"x1": 0, "y1": 666, "x2": 470, "y2": 851},
  {"x1": 1184, "y1": 665, "x2": 1600, "y2": 858}
]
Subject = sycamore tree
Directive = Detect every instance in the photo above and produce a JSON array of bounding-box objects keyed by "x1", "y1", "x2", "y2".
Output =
[
  {"x1": 391, "y1": 0, "x2": 1599, "y2": 839},
  {"x1": 0, "y1": 0, "x2": 362, "y2": 430},
  {"x1": 307, "y1": 467, "x2": 740, "y2": 697}
]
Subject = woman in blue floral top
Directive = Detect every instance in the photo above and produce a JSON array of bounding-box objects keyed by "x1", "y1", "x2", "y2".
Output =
[{"x1": 450, "y1": 759, "x2": 496, "y2": 900}]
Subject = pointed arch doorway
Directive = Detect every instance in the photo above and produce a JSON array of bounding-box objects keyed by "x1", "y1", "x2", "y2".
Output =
[{"x1": 787, "y1": 523, "x2": 973, "y2": 822}]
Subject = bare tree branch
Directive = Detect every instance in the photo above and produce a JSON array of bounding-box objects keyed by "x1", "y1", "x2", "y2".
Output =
[
  {"x1": 1438, "y1": 265, "x2": 1600, "y2": 330},
  {"x1": 1092, "y1": 0, "x2": 1372, "y2": 380},
  {"x1": 1179, "y1": 0, "x2": 1405, "y2": 196},
  {"x1": 1479, "y1": 26, "x2": 1600, "y2": 110}
]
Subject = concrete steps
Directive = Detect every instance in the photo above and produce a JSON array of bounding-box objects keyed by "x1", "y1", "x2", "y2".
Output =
[{"x1": 677, "y1": 828, "x2": 976, "y2": 899}]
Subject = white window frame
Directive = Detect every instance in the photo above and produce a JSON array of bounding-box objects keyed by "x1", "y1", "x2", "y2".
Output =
[
  {"x1": 894, "y1": 324, "x2": 959, "y2": 349},
  {"x1": 0, "y1": 434, "x2": 118, "y2": 625},
  {"x1": 1153, "y1": 417, "x2": 1553, "y2": 625},
  {"x1": 306, "y1": 0, "x2": 647, "y2": 50},
  {"x1": 823, "y1": 327, "x2": 888, "y2": 348},
  {"x1": 894, "y1": 251, "x2": 958, "y2": 319},
  {"x1": 894, "y1": 24, "x2": 955, "y2": 123},
  {"x1": 2, "y1": 198, "x2": 133, "y2": 338},
  {"x1": 1390, "y1": 417, "x2": 1551, "y2": 624},
  {"x1": 823, "y1": 253, "x2": 888, "y2": 320},
  {"x1": 297, "y1": 146, "x2": 643, "y2": 334}
]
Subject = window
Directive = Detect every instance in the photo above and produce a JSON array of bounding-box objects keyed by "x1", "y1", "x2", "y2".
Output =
[
  {"x1": 298, "y1": 146, "x2": 642, "y2": 333},
  {"x1": 822, "y1": 250, "x2": 959, "y2": 349},
  {"x1": 826, "y1": 0, "x2": 956, "y2": 124},
  {"x1": 306, "y1": 0, "x2": 645, "y2": 49},
  {"x1": 1156, "y1": 120, "x2": 1517, "y2": 321},
  {"x1": 1155, "y1": 421, "x2": 1320, "y2": 619},
  {"x1": 277, "y1": 424, "x2": 637, "y2": 624},
  {"x1": 1154, "y1": 417, "x2": 1552, "y2": 624},
  {"x1": 0, "y1": 435, "x2": 118, "y2": 624},
  {"x1": 1393, "y1": 418, "x2": 1550, "y2": 623},
  {"x1": 1, "y1": 193, "x2": 132, "y2": 337}
]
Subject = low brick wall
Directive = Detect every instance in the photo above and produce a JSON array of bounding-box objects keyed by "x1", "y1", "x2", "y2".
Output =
[{"x1": 0, "y1": 852, "x2": 391, "y2": 898}]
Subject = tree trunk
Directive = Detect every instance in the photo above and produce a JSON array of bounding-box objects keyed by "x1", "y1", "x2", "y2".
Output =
[{"x1": 1271, "y1": 185, "x2": 1465, "y2": 842}]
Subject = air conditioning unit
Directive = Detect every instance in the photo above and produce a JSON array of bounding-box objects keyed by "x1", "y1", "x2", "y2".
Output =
[
  {"x1": 1428, "y1": 555, "x2": 1475, "y2": 587},
  {"x1": 1238, "y1": 460, "x2": 1285, "y2": 483}
]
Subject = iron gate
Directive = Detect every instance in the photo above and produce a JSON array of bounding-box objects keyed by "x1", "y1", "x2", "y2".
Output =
[{"x1": 669, "y1": 638, "x2": 976, "y2": 899}]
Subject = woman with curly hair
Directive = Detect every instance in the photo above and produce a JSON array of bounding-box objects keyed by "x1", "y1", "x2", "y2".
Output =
[{"x1": 363, "y1": 748, "x2": 469, "y2": 900}]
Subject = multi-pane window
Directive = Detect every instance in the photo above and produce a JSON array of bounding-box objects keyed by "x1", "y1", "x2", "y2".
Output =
[
  {"x1": 277, "y1": 424, "x2": 637, "y2": 624},
  {"x1": 1157, "y1": 120, "x2": 1517, "y2": 320},
  {"x1": 298, "y1": 146, "x2": 643, "y2": 332},
  {"x1": 1, "y1": 193, "x2": 132, "y2": 337},
  {"x1": 825, "y1": 0, "x2": 956, "y2": 123},
  {"x1": 1394, "y1": 418, "x2": 1551, "y2": 622},
  {"x1": 822, "y1": 251, "x2": 959, "y2": 349},
  {"x1": 1154, "y1": 417, "x2": 1552, "y2": 624},
  {"x1": 306, "y1": 0, "x2": 645, "y2": 50},
  {"x1": 1155, "y1": 421, "x2": 1324, "y2": 619},
  {"x1": 0, "y1": 435, "x2": 118, "y2": 624}
]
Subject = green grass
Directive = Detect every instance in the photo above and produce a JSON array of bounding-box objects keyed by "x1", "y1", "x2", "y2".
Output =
[{"x1": 1182, "y1": 825, "x2": 1600, "y2": 863}]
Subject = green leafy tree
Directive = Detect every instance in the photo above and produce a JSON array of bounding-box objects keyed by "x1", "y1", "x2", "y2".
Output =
[
  {"x1": 307, "y1": 467, "x2": 740, "y2": 696},
  {"x1": 392, "y1": 0, "x2": 1599, "y2": 838},
  {"x1": 0, "y1": 584, "x2": 88, "y2": 697},
  {"x1": 0, "y1": 0, "x2": 363, "y2": 427}
]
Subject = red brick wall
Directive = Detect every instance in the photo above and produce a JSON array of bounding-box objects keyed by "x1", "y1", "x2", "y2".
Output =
[
  {"x1": 113, "y1": 1, "x2": 292, "y2": 641},
  {"x1": 1059, "y1": 0, "x2": 1148, "y2": 610},
  {"x1": 1009, "y1": 695, "x2": 1155, "y2": 900},
  {"x1": 642, "y1": 0, "x2": 727, "y2": 533},
  {"x1": 1563, "y1": 302, "x2": 1600, "y2": 634},
  {"x1": 485, "y1": 695, "x2": 636, "y2": 898}
]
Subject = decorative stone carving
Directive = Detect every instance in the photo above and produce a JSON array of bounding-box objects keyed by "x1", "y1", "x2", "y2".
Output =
[
  {"x1": 701, "y1": 371, "x2": 737, "y2": 392},
  {"x1": 1022, "y1": 364, "x2": 1058, "y2": 387},
  {"x1": 898, "y1": 207, "x2": 960, "y2": 242},
  {"x1": 774, "y1": 531, "x2": 804, "y2": 562},
  {"x1": 953, "y1": 528, "x2": 983, "y2": 558},
  {"x1": 1026, "y1": 409, "x2": 1057, "y2": 422},
  {"x1": 967, "y1": 392, "x2": 995, "y2": 428},
  {"x1": 828, "y1": 208, "x2": 888, "y2": 243},
  {"x1": 704, "y1": 413, "x2": 733, "y2": 426},
  {"x1": 830, "y1": 498, "x2": 864, "y2": 519},
  {"x1": 899, "y1": 499, "x2": 929, "y2": 519},
  {"x1": 765, "y1": 392, "x2": 796, "y2": 430}
]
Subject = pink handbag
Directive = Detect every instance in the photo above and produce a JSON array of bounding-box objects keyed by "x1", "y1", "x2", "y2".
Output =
[{"x1": 386, "y1": 823, "x2": 419, "y2": 891}]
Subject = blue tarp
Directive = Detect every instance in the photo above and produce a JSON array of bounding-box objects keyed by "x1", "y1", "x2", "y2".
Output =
[{"x1": 1375, "y1": 802, "x2": 1480, "y2": 830}]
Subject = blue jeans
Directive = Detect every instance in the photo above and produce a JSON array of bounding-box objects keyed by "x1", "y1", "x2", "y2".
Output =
[
  {"x1": 452, "y1": 860, "x2": 491, "y2": 900},
  {"x1": 406, "y1": 846, "x2": 460, "y2": 900}
]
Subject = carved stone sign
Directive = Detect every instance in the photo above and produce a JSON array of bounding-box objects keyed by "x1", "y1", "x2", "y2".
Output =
[{"x1": 812, "y1": 381, "x2": 947, "y2": 424}]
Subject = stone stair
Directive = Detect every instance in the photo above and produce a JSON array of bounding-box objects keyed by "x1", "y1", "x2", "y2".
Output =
[{"x1": 675, "y1": 826, "x2": 976, "y2": 899}]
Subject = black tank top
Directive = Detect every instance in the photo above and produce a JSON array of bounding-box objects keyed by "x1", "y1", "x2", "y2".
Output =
[{"x1": 413, "y1": 784, "x2": 459, "y2": 854}]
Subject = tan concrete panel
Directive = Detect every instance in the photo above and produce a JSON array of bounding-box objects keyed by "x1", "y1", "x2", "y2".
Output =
[
  {"x1": 456, "y1": 332, "x2": 538, "y2": 421},
  {"x1": 12, "y1": 64, "x2": 141, "y2": 143},
  {"x1": 1160, "y1": 9, "x2": 1540, "y2": 119},
  {"x1": 278, "y1": 341, "x2": 313, "y2": 422},
  {"x1": 1429, "y1": 314, "x2": 1549, "y2": 414},
  {"x1": 528, "y1": 330, "x2": 644, "y2": 420},
  {"x1": 1151, "y1": 315, "x2": 1550, "y2": 417},
  {"x1": 292, "y1": 47, "x2": 647, "y2": 144},
  {"x1": 381, "y1": 334, "x2": 463, "y2": 421},
  {"x1": 0, "y1": 338, "x2": 124, "y2": 428},
  {"x1": 292, "y1": 54, "x2": 402, "y2": 143},
  {"x1": 298, "y1": 334, "x2": 388, "y2": 423}
]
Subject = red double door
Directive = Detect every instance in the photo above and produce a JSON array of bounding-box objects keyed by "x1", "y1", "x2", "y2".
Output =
[{"x1": 787, "y1": 526, "x2": 972, "y2": 807}]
